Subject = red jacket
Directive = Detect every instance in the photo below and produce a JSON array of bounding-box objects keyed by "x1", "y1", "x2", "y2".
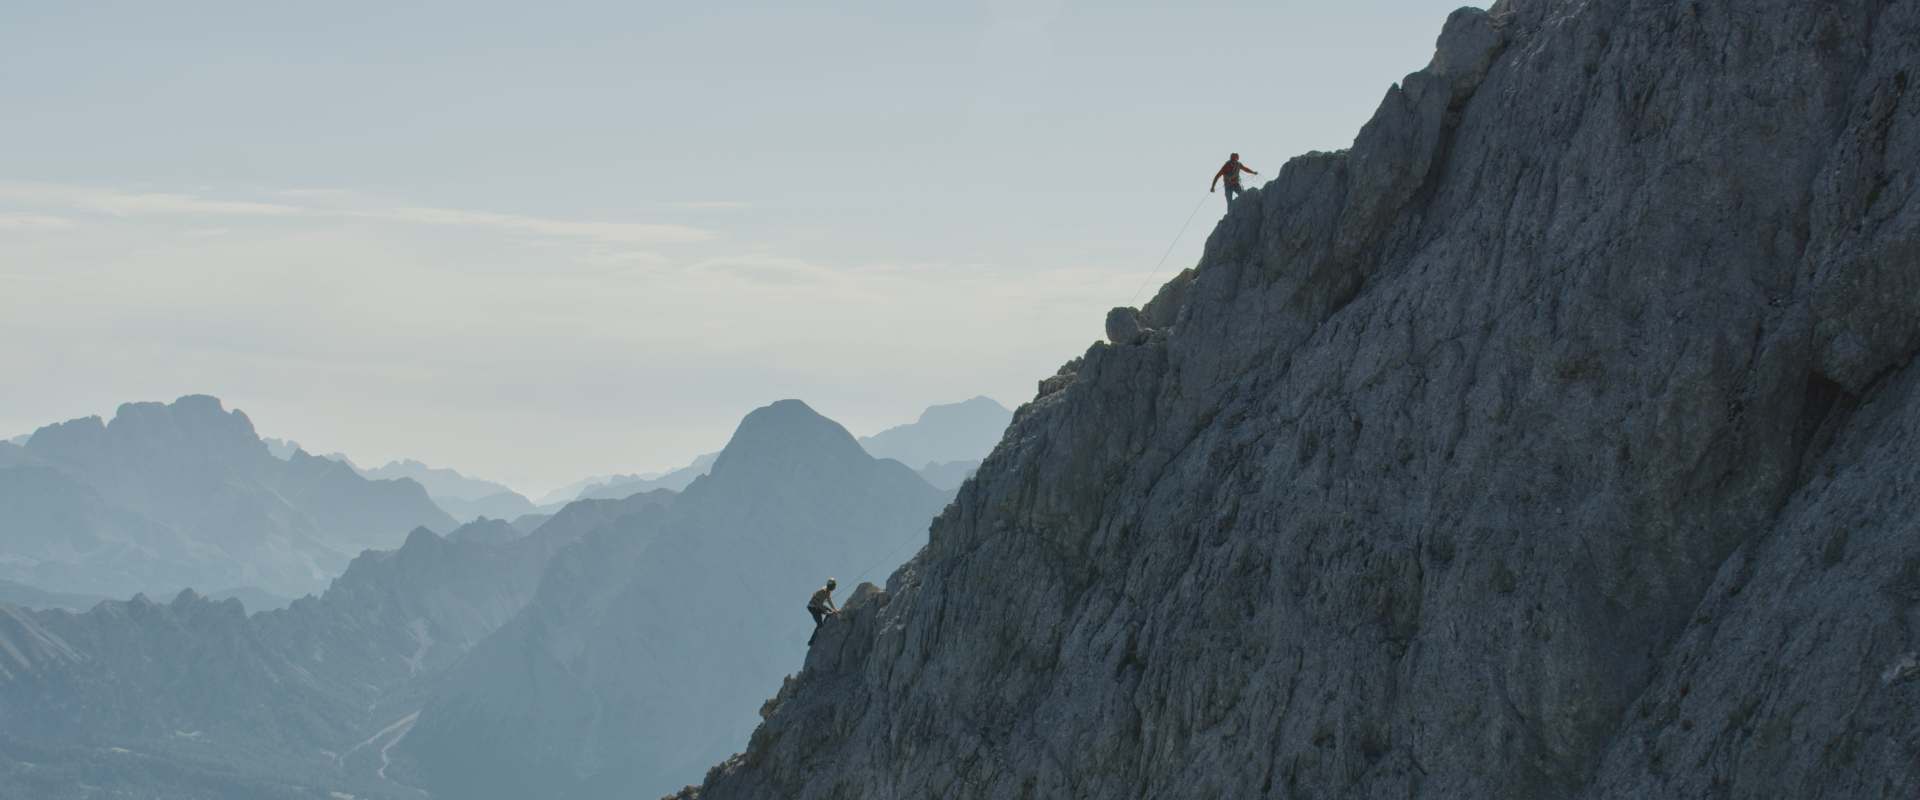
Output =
[{"x1": 1213, "y1": 159, "x2": 1256, "y2": 189}]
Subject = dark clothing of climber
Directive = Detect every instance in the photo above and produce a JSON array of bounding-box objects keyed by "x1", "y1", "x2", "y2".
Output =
[
  {"x1": 809, "y1": 585, "x2": 838, "y2": 615},
  {"x1": 1212, "y1": 154, "x2": 1258, "y2": 207},
  {"x1": 806, "y1": 581, "x2": 838, "y2": 645}
]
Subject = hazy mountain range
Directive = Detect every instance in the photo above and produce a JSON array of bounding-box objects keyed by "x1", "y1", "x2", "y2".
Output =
[
  {"x1": 262, "y1": 442, "x2": 547, "y2": 526},
  {"x1": 555, "y1": 397, "x2": 1011, "y2": 503},
  {"x1": 0, "y1": 399, "x2": 964, "y2": 798},
  {"x1": 0, "y1": 396, "x2": 453, "y2": 600},
  {"x1": 394, "y1": 400, "x2": 950, "y2": 797},
  {"x1": 259, "y1": 436, "x2": 305, "y2": 460},
  {"x1": 357, "y1": 459, "x2": 542, "y2": 524},
  {"x1": 0, "y1": 393, "x2": 1007, "y2": 616},
  {"x1": 571, "y1": 451, "x2": 720, "y2": 501},
  {"x1": 0, "y1": 579, "x2": 106, "y2": 612},
  {"x1": 855, "y1": 395, "x2": 1011, "y2": 476},
  {"x1": 0, "y1": 492, "x2": 663, "y2": 799},
  {"x1": 251, "y1": 397, "x2": 1009, "y2": 524}
]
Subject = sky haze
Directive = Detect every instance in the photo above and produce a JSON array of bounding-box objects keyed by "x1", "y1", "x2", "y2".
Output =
[{"x1": 3, "y1": 0, "x2": 1478, "y2": 493}]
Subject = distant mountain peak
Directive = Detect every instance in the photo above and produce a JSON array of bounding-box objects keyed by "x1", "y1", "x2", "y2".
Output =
[
  {"x1": 26, "y1": 395, "x2": 273, "y2": 476},
  {"x1": 752, "y1": 397, "x2": 824, "y2": 419},
  {"x1": 118, "y1": 393, "x2": 228, "y2": 418},
  {"x1": 23, "y1": 415, "x2": 106, "y2": 451},
  {"x1": 7, "y1": 394, "x2": 454, "y2": 598},
  {"x1": 107, "y1": 394, "x2": 261, "y2": 442},
  {"x1": 358, "y1": 458, "x2": 531, "y2": 521},
  {"x1": 446, "y1": 518, "x2": 521, "y2": 546},
  {"x1": 288, "y1": 448, "x2": 355, "y2": 472},
  {"x1": 710, "y1": 400, "x2": 871, "y2": 479},
  {"x1": 924, "y1": 395, "x2": 1007, "y2": 418},
  {"x1": 567, "y1": 452, "x2": 720, "y2": 502},
  {"x1": 734, "y1": 399, "x2": 849, "y2": 442},
  {"x1": 858, "y1": 396, "x2": 1013, "y2": 470},
  {"x1": 402, "y1": 526, "x2": 446, "y2": 551}
]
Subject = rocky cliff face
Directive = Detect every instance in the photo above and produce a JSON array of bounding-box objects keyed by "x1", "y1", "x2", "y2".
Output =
[{"x1": 680, "y1": 1, "x2": 1920, "y2": 797}]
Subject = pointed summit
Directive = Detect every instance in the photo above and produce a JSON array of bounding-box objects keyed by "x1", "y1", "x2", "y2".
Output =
[
  {"x1": 706, "y1": 400, "x2": 875, "y2": 484},
  {"x1": 397, "y1": 399, "x2": 950, "y2": 799}
]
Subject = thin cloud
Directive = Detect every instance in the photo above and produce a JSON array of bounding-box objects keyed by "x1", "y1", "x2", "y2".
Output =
[
  {"x1": 359, "y1": 206, "x2": 712, "y2": 245},
  {"x1": 0, "y1": 183, "x2": 302, "y2": 217},
  {"x1": 575, "y1": 248, "x2": 673, "y2": 269},
  {"x1": 271, "y1": 188, "x2": 363, "y2": 202},
  {"x1": 0, "y1": 213, "x2": 79, "y2": 230},
  {"x1": 0, "y1": 182, "x2": 714, "y2": 246},
  {"x1": 668, "y1": 201, "x2": 752, "y2": 211},
  {"x1": 687, "y1": 253, "x2": 846, "y2": 287}
]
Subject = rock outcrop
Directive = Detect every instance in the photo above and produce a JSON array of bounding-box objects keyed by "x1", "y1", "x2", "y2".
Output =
[
  {"x1": 680, "y1": 1, "x2": 1920, "y2": 798},
  {"x1": 913, "y1": 459, "x2": 982, "y2": 492}
]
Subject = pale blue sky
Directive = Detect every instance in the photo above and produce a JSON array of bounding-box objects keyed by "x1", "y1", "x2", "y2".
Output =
[{"x1": 2, "y1": 0, "x2": 1478, "y2": 493}]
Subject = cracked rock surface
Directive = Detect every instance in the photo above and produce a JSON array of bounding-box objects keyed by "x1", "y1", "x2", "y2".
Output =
[{"x1": 679, "y1": 1, "x2": 1920, "y2": 797}]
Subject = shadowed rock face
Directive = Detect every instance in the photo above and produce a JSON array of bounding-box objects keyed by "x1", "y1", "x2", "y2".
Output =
[{"x1": 680, "y1": 2, "x2": 1920, "y2": 798}]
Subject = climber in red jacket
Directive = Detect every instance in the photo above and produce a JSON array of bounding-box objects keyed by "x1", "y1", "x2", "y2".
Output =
[{"x1": 1211, "y1": 153, "x2": 1258, "y2": 207}]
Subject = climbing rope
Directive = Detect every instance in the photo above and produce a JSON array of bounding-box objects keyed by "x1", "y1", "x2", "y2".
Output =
[
  {"x1": 834, "y1": 192, "x2": 1214, "y2": 602},
  {"x1": 702, "y1": 528, "x2": 801, "y2": 674},
  {"x1": 1126, "y1": 190, "x2": 1212, "y2": 307},
  {"x1": 850, "y1": 534, "x2": 925, "y2": 586}
]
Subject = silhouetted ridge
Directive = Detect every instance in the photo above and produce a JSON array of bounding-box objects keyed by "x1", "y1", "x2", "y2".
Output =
[
  {"x1": 391, "y1": 399, "x2": 950, "y2": 798},
  {"x1": 1, "y1": 395, "x2": 454, "y2": 598},
  {"x1": 707, "y1": 399, "x2": 876, "y2": 483},
  {"x1": 857, "y1": 396, "x2": 1012, "y2": 470}
]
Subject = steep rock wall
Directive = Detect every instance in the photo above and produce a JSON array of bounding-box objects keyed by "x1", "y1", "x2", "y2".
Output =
[{"x1": 681, "y1": 0, "x2": 1920, "y2": 797}]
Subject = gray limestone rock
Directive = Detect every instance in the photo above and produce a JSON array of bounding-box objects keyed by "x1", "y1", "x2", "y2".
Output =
[
  {"x1": 679, "y1": 1, "x2": 1920, "y2": 798},
  {"x1": 1105, "y1": 306, "x2": 1147, "y2": 345}
]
